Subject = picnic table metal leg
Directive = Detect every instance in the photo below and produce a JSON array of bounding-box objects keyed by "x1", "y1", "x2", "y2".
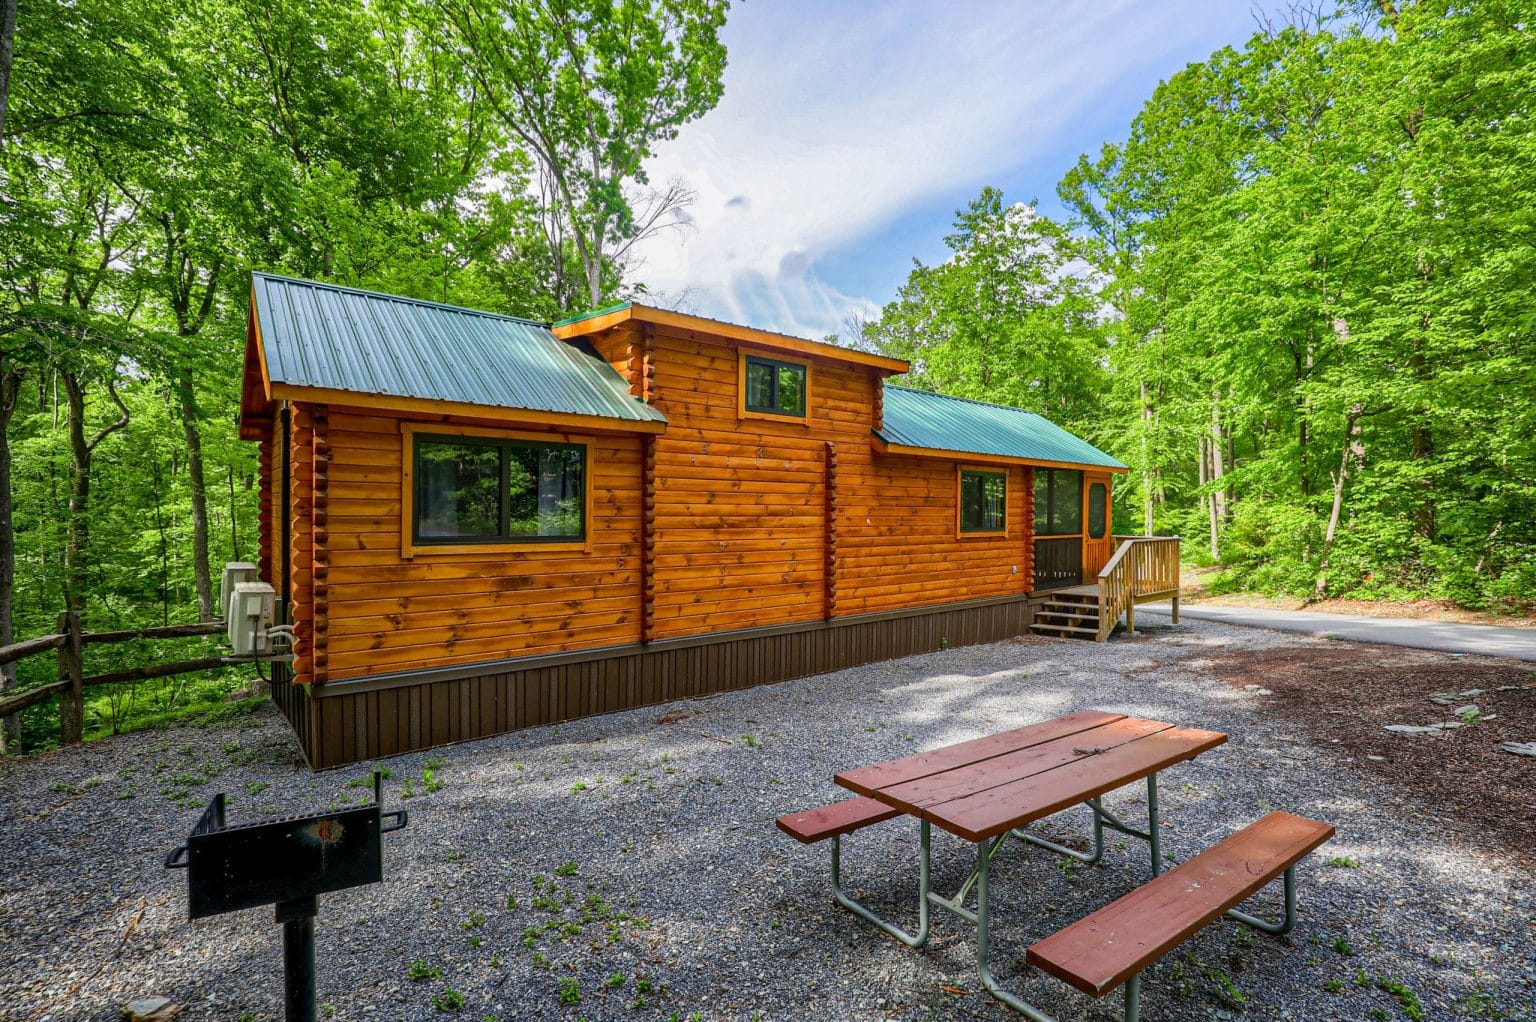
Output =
[
  {"x1": 1225, "y1": 866, "x2": 1298, "y2": 935},
  {"x1": 831, "y1": 820, "x2": 932, "y2": 948},
  {"x1": 1012, "y1": 771, "x2": 1163, "y2": 878}
]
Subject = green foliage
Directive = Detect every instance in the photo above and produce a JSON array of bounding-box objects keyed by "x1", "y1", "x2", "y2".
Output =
[
  {"x1": 0, "y1": 0, "x2": 733, "y2": 753},
  {"x1": 859, "y1": 189, "x2": 1107, "y2": 438},
  {"x1": 1048, "y1": 3, "x2": 1536, "y2": 605}
]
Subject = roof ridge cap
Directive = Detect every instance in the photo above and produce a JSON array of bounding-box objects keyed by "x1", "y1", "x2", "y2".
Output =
[
  {"x1": 885, "y1": 383, "x2": 1045, "y2": 418},
  {"x1": 251, "y1": 271, "x2": 551, "y2": 329}
]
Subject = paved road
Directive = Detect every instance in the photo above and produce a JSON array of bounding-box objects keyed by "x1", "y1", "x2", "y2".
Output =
[{"x1": 1138, "y1": 601, "x2": 1536, "y2": 662}]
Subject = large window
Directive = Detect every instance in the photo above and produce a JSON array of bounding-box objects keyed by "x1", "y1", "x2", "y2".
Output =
[
  {"x1": 414, "y1": 434, "x2": 585, "y2": 545},
  {"x1": 743, "y1": 355, "x2": 807, "y2": 417},
  {"x1": 959, "y1": 469, "x2": 1007, "y2": 534},
  {"x1": 1033, "y1": 468, "x2": 1083, "y2": 535}
]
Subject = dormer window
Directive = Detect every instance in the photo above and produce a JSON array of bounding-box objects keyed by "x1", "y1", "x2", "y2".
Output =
[{"x1": 742, "y1": 355, "x2": 807, "y2": 417}]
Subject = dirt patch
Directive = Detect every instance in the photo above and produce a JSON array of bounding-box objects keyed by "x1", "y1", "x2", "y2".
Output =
[{"x1": 1204, "y1": 642, "x2": 1536, "y2": 857}]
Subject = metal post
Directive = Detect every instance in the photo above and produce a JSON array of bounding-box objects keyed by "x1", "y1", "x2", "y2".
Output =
[
  {"x1": 1147, "y1": 772, "x2": 1162, "y2": 877},
  {"x1": 277, "y1": 896, "x2": 317, "y2": 1022},
  {"x1": 830, "y1": 820, "x2": 931, "y2": 948}
]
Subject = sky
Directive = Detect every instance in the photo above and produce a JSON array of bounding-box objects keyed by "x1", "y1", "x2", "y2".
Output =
[{"x1": 631, "y1": 0, "x2": 1267, "y2": 340}]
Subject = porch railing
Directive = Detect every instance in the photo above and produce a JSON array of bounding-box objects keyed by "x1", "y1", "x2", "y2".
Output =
[{"x1": 1097, "y1": 536, "x2": 1181, "y2": 641}]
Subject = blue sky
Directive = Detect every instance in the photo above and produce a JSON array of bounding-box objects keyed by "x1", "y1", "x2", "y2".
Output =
[{"x1": 633, "y1": 0, "x2": 1266, "y2": 339}]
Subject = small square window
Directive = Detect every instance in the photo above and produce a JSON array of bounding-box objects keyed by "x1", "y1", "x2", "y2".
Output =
[
  {"x1": 743, "y1": 355, "x2": 806, "y2": 417},
  {"x1": 959, "y1": 469, "x2": 1006, "y2": 533}
]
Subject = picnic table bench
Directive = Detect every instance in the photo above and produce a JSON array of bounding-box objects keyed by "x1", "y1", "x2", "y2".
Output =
[{"x1": 777, "y1": 709, "x2": 1334, "y2": 1021}]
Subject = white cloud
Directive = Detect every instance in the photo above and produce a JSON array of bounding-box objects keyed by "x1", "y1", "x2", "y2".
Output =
[{"x1": 629, "y1": 0, "x2": 1248, "y2": 340}]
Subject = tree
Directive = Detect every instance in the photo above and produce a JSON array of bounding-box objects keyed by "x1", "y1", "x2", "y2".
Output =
[
  {"x1": 436, "y1": 0, "x2": 730, "y2": 307},
  {"x1": 861, "y1": 189, "x2": 1107, "y2": 433}
]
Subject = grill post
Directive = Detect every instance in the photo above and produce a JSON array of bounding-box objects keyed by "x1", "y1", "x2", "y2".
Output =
[{"x1": 277, "y1": 896, "x2": 318, "y2": 1022}]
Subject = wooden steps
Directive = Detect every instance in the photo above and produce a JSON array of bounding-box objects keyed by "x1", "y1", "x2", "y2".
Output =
[{"x1": 1031, "y1": 590, "x2": 1103, "y2": 641}]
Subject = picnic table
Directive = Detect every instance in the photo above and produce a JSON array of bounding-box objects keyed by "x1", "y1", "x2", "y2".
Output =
[{"x1": 778, "y1": 708, "x2": 1333, "y2": 1021}]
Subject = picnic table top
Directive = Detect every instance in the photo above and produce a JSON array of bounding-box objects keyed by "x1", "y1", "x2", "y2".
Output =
[{"x1": 835, "y1": 709, "x2": 1227, "y2": 842}]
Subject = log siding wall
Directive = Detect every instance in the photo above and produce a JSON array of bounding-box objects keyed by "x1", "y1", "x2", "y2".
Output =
[
  {"x1": 262, "y1": 320, "x2": 1057, "y2": 766},
  {"x1": 271, "y1": 594, "x2": 1041, "y2": 769}
]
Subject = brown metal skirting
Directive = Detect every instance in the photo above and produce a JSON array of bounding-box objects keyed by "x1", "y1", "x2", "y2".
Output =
[{"x1": 270, "y1": 592, "x2": 1038, "y2": 770}]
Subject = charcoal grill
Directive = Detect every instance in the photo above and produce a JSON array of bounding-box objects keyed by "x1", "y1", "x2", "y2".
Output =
[{"x1": 166, "y1": 772, "x2": 406, "y2": 1021}]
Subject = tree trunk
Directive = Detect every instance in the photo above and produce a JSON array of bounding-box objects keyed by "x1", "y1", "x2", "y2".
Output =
[
  {"x1": 0, "y1": 0, "x2": 15, "y2": 140},
  {"x1": 1313, "y1": 407, "x2": 1365, "y2": 601},
  {"x1": 1140, "y1": 381, "x2": 1154, "y2": 534},
  {"x1": 61, "y1": 374, "x2": 91, "y2": 615},
  {"x1": 1209, "y1": 401, "x2": 1227, "y2": 523},
  {"x1": 0, "y1": 360, "x2": 21, "y2": 751},
  {"x1": 177, "y1": 376, "x2": 215, "y2": 620},
  {"x1": 60, "y1": 368, "x2": 128, "y2": 615}
]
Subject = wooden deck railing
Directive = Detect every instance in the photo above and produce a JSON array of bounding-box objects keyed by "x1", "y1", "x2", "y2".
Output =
[
  {"x1": 1097, "y1": 536, "x2": 1181, "y2": 641},
  {"x1": 0, "y1": 613, "x2": 235, "y2": 747}
]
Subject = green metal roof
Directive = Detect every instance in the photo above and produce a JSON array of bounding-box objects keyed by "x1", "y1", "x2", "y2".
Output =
[
  {"x1": 877, "y1": 385, "x2": 1126, "y2": 469},
  {"x1": 251, "y1": 274, "x2": 665, "y2": 425}
]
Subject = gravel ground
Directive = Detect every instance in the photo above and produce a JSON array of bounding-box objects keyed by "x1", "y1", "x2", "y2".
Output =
[{"x1": 3, "y1": 619, "x2": 1534, "y2": 1022}]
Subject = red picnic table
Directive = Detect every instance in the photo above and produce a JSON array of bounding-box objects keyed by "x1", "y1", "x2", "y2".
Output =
[{"x1": 779, "y1": 708, "x2": 1333, "y2": 1020}]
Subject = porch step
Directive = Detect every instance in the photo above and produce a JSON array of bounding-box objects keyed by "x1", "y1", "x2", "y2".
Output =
[{"x1": 1031, "y1": 623, "x2": 1101, "y2": 637}]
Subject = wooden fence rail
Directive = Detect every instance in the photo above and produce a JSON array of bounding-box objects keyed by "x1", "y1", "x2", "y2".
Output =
[{"x1": 0, "y1": 612, "x2": 244, "y2": 747}]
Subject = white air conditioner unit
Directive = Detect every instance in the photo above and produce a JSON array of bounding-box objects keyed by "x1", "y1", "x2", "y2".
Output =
[
  {"x1": 220, "y1": 562, "x2": 260, "y2": 620},
  {"x1": 228, "y1": 581, "x2": 277, "y2": 656}
]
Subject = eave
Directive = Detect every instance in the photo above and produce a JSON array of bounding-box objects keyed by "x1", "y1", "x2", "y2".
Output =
[
  {"x1": 871, "y1": 435, "x2": 1130, "y2": 474},
  {"x1": 553, "y1": 302, "x2": 911, "y2": 375}
]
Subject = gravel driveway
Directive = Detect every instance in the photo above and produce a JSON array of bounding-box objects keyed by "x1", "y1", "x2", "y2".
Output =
[{"x1": 3, "y1": 619, "x2": 1533, "y2": 1022}]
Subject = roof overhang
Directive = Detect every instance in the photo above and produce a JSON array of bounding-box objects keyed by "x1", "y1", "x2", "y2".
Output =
[
  {"x1": 239, "y1": 283, "x2": 668, "y2": 439},
  {"x1": 553, "y1": 302, "x2": 911, "y2": 375},
  {"x1": 264, "y1": 382, "x2": 668, "y2": 435},
  {"x1": 871, "y1": 435, "x2": 1130, "y2": 474}
]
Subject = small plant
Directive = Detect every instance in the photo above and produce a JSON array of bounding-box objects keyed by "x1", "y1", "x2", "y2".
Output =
[
  {"x1": 571, "y1": 781, "x2": 588, "y2": 793},
  {"x1": 505, "y1": 894, "x2": 518, "y2": 910},
  {"x1": 1374, "y1": 976, "x2": 1425, "y2": 1021},
  {"x1": 467, "y1": 935, "x2": 482, "y2": 948},
  {"x1": 402, "y1": 777, "x2": 417, "y2": 799},
  {"x1": 604, "y1": 972, "x2": 625, "y2": 989},
  {"x1": 740, "y1": 734, "x2": 758, "y2": 748},
  {"x1": 1055, "y1": 857, "x2": 1076, "y2": 880},
  {"x1": 462, "y1": 910, "x2": 486, "y2": 930},
  {"x1": 554, "y1": 861, "x2": 578, "y2": 877},
  {"x1": 1322, "y1": 978, "x2": 1344, "y2": 993},
  {"x1": 556, "y1": 977, "x2": 581, "y2": 1005},
  {"x1": 635, "y1": 977, "x2": 653, "y2": 994},
  {"x1": 409, "y1": 961, "x2": 442, "y2": 982},
  {"x1": 1204, "y1": 967, "x2": 1245, "y2": 1006},
  {"x1": 246, "y1": 781, "x2": 271, "y2": 795},
  {"x1": 423, "y1": 767, "x2": 445, "y2": 794},
  {"x1": 445, "y1": 850, "x2": 466, "y2": 862},
  {"x1": 432, "y1": 986, "x2": 466, "y2": 1011},
  {"x1": 1334, "y1": 936, "x2": 1355, "y2": 956},
  {"x1": 1326, "y1": 855, "x2": 1359, "y2": 868}
]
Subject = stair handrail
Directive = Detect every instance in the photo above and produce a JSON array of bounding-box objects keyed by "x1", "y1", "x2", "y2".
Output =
[
  {"x1": 1096, "y1": 539, "x2": 1135, "y2": 642},
  {"x1": 1097, "y1": 535, "x2": 1182, "y2": 639}
]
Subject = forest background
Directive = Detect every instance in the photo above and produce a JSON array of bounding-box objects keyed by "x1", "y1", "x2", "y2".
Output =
[{"x1": 1, "y1": 0, "x2": 1530, "y2": 750}]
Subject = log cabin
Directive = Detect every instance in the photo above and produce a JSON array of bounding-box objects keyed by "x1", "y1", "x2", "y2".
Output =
[{"x1": 239, "y1": 273, "x2": 1179, "y2": 768}]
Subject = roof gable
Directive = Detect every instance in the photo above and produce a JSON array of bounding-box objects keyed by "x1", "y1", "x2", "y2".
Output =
[
  {"x1": 877, "y1": 385, "x2": 1127, "y2": 471},
  {"x1": 245, "y1": 274, "x2": 665, "y2": 427}
]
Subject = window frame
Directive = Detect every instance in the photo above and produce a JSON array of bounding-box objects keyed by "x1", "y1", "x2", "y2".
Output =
[
  {"x1": 738, "y1": 351, "x2": 810, "y2": 421},
  {"x1": 400, "y1": 422, "x2": 593, "y2": 558},
  {"x1": 1033, "y1": 467, "x2": 1085, "y2": 537},
  {"x1": 1088, "y1": 481, "x2": 1108, "y2": 539},
  {"x1": 956, "y1": 466, "x2": 1008, "y2": 537}
]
